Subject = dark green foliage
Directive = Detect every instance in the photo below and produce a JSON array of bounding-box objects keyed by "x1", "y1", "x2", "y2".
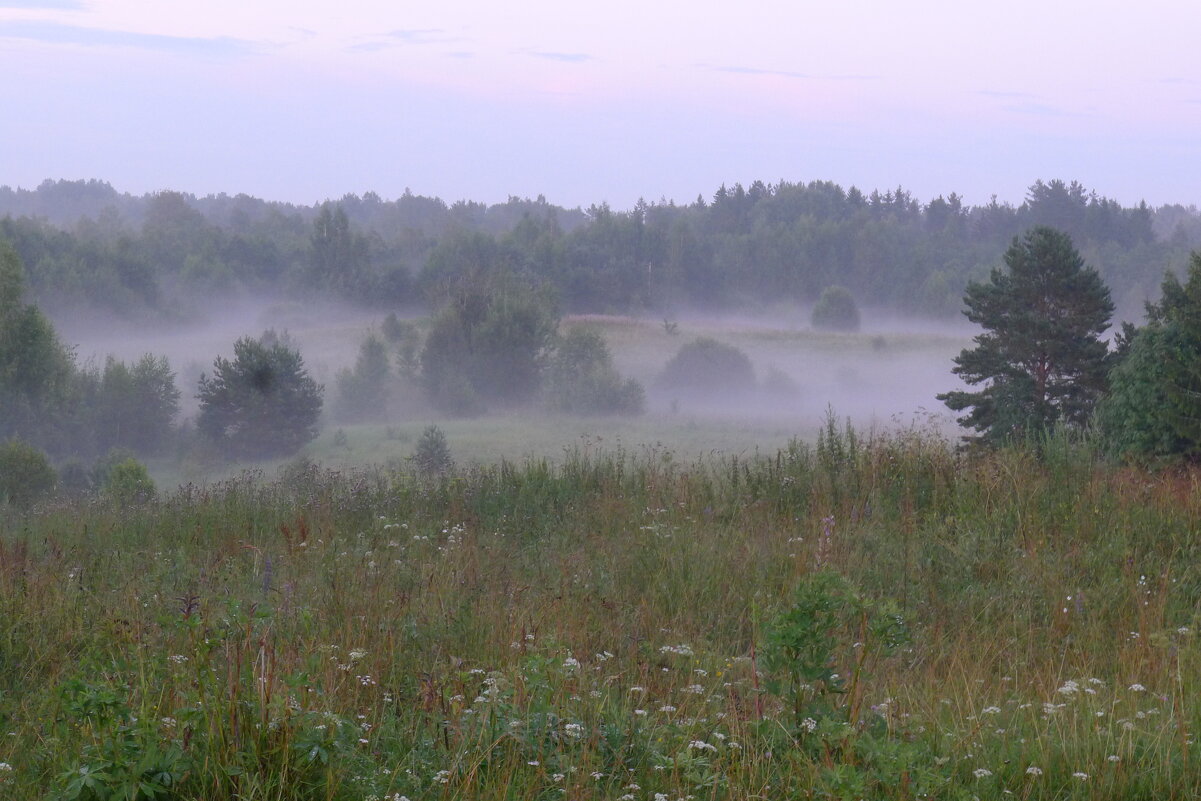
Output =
[
  {"x1": 86, "y1": 354, "x2": 180, "y2": 455},
  {"x1": 412, "y1": 424, "x2": 453, "y2": 476},
  {"x1": 307, "y1": 203, "x2": 370, "y2": 298},
  {"x1": 0, "y1": 241, "x2": 76, "y2": 453},
  {"x1": 811, "y1": 285, "x2": 861, "y2": 332},
  {"x1": 545, "y1": 328, "x2": 644, "y2": 415},
  {"x1": 938, "y1": 227, "x2": 1113, "y2": 445},
  {"x1": 196, "y1": 336, "x2": 323, "y2": 458},
  {"x1": 658, "y1": 337, "x2": 755, "y2": 395},
  {"x1": 335, "y1": 333, "x2": 391, "y2": 421},
  {"x1": 420, "y1": 272, "x2": 558, "y2": 415},
  {"x1": 99, "y1": 454, "x2": 156, "y2": 504},
  {"x1": 381, "y1": 313, "x2": 422, "y2": 376},
  {"x1": 1099, "y1": 252, "x2": 1201, "y2": 460},
  {"x1": 0, "y1": 438, "x2": 56, "y2": 507}
]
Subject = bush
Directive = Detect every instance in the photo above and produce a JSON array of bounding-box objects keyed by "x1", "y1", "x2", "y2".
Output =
[
  {"x1": 657, "y1": 337, "x2": 755, "y2": 395},
  {"x1": 196, "y1": 335, "x2": 324, "y2": 458},
  {"x1": 101, "y1": 456, "x2": 156, "y2": 505},
  {"x1": 545, "y1": 328, "x2": 644, "y2": 416},
  {"x1": 420, "y1": 272, "x2": 558, "y2": 415},
  {"x1": 412, "y1": 425, "x2": 453, "y2": 477},
  {"x1": 812, "y1": 285, "x2": 861, "y2": 332},
  {"x1": 0, "y1": 438, "x2": 56, "y2": 507},
  {"x1": 335, "y1": 333, "x2": 391, "y2": 422}
]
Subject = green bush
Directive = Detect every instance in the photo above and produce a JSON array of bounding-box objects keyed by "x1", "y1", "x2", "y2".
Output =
[
  {"x1": 94, "y1": 451, "x2": 156, "y2": 504},
  {"x1": 811, "y1": 285, "x2": 861, "y2": 332},
  {"x1": 0, "y1": 438, "x2": 56, "y2": 507},
  {"x1": 545, "y1": 328, "x2": 644, "y2": 416},
  {"x1": 657, "y1": 337, "x2": 755, "y2": 395},
  {"x1": 412, "y1": 425, "x2": 453, "y2": 477}
]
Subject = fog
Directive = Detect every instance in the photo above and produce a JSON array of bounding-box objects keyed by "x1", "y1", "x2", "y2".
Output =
[{"x1": 50, "y1": 297, "x2": 971, "y2": 464}]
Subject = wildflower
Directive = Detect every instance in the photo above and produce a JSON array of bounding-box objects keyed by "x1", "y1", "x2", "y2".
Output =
[
  {"x1": 982, "y1": 706, "x2": 1001, "y2": 715},
  {"x1": 1057, "y1": 680, "x2": 1080, "y2": 696},
  {"x1": 1072, "y1": 772, "x2": 1089, "y2": 780},
  {"x1": 168, "y1": 654, "x2": 188, "y2": 664},
  {"x1": 1025, "y1": 766, "x2": 1042, "y2": 776},
  {"x1": 563, "y1": 722, "x2": 584, "y2": 738},
  {"x1": 433, "y1": 770, "x2": 450, "y2": 784},
  {"x1": 0, "y1": 763, "x2": 10, "y2": 772},
  {"x1": 563, "y1": 656, "x2": 581, "y2": 669},
  {"x1": 527, "y1": 760, "x2": 539, "y2": 766},
  {"x1": 659, "y1": 705, "x2": 677, "y2": 713},
  {"x1": 552, "y1": 773, "x2": 565, "y2": 782},
  {"x1": 1128, "y1": 683, "x2": 1147, "y2": 692},
  {"x1": 800, "y1": 717, "x2": 818, "y2": 733},
  {"x1": 1108, "y1": 755, "x2": 1121, "y2": 762},
  {"x1": 591, "y1": 771, "x2": 605, "y2": 779},
  {"x1": 689, "y1": 740, "x2": 717, "y2": 752},
  {"x1": 684, "y1": 684, "x2": 705, "y2": 694},
  {"x1": 973, "y1": 768, "x2": 992, "y2": 778},
  {"x1": 659, "y1": 644, "x2": 694, "y2": 656}
]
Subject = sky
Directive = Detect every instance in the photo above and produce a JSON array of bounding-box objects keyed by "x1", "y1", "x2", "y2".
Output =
[{"x1": 1, "y1": 0, "x2": 1199, "y2": 211}]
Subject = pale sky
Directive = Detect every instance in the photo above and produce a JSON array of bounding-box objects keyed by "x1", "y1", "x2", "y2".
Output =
[{"x1": 2, "y1": 0, "x2": 1199, "y2": 210}]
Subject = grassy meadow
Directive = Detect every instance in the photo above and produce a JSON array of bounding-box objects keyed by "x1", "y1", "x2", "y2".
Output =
[{"x1": 3, "y1": 420, "x2": 1201, "y2": 799}]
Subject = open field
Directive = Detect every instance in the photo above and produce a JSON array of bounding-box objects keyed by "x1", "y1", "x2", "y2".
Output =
[
  {"x1": 136, "y1": 309, "x2": 970, "y2": 490},
  {"x1": 3, "y1": 427, "x2": 1201, "y2": 799}
]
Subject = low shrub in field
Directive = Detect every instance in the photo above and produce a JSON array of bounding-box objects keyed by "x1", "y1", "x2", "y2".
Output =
[
  {"x1": 545, "y1": 328, "x2": 644, "y2": 416},
  {"x1": 657, "y1": 337, "x2": 755, "y2": 395},
  {"x1": 0, "y1": 438, "x2": 55, "y2": 507}
]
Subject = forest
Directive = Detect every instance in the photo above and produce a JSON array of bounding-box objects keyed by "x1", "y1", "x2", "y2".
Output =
[{"x1": 2, "y1": 177, "x2": 1198, "y2": 324}]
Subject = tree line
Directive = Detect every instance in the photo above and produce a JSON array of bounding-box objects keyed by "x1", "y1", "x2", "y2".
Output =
[{"x1": 2, "y1": 178, "x2": 1198, "y2": 323}]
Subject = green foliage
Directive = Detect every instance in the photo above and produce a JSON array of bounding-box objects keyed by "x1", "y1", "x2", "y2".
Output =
[
  {"x1": 811, "y1": 285, "x2": 861, "y2": 332},
  {"x1": 1098, "y1": 251, "x2": 1201, "y2": 462},
  {"x1": 939, "y1": 227, "x2": 1114, "y2": 445},
  {"x1": 99, "y1": 455, "x2": 156, "y2": 505},
  {"x1": 196, "y1": 335, "x2": 323, "y2": 458},
  {"x1": 335, "y1": 333, "x2": 391, "y2": 422},
  {"x1": 545, "y1": 328, "x2": 644, "y2": 415},
  {"x1": 420, "y1": 271, "x2": 558, "y2": 414},
  {"x1": 763, "y1": 570, "x2": 909, "y2": 731},
  {"x1": 412, "y1": 424, "x2": 454, "y2": 476},
  {"x1": 0, "y1": 240, "x2": 76, "y2": 453},
  {"x1": 381, "y1": 313, "x2": 422, "y2": 376},
  {"x1": 657, "y1": 337, "x2": 755, "y2": 395},
  {"x1": 85, "y1": 355, "x2": 180, "y2": 456},
  {"x1": 0, "y1": 438, "x2": 56, "y2": 507}
]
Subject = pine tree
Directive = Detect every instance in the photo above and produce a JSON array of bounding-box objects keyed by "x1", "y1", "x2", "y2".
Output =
[{"x1": 938, "y1": 227, "x2": 1113, "y2": 444}]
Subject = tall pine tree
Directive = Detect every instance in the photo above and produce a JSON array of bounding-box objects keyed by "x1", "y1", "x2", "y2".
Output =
[{"x1": 939, "y1": 226, "x2": 1113, "y2": 444}]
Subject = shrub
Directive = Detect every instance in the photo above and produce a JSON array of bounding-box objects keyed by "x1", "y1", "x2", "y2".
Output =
[
  {"x1": 0, "y1": 438, "x2": 56, "y2": 507},
  {"x1": 102, "y1": 457, "x2": 156, "y2": 504},
  {"x1": 335, "y1": 333, "x2": 391, "y2": 422},
  {"x1": 196, "y1": 335, "x2": 323, "y2": 458},
  {"x1": 412, "y1": 425, "x2": 453, "y2": 477},
  {"x1": 657, "y1": 337, "x2": 755, "y2": 395},
  {"x1": 420, "y1": 272, "x2": 558, "y2": 415},
  {"x1": 545, "y1": 328, "x2": 644, "y2": 416},
  {"x1": 811, "y1": 285, "x2": 861, "y2": 332}
]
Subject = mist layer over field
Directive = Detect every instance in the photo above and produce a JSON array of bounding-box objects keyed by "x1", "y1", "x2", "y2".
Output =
[{"x1": 50, "y1": 299, "x2": 970, "y2": 484}]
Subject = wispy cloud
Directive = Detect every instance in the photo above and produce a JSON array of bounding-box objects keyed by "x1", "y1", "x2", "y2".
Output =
[
  {"x1": 1001, "y1": 101, "x2": 1082, "y2": 118},
  {"x1": 0, "y1": 0, "x2": 84, "y2": 8},
  {"x1": 977, "y1": 89, "x2": 1038, "y2": 99},
  {"x1": 524, "y1": 50, "x2": 592, "y2": 63},
  {"x1": 348, "y1": 28, "x2": 465, "y2": 54},
  {"x1": 0, "y1": 20, "x2": 255, "y2": 56},
  {"x1": 387, "y1": 28, "x2": 449, "y2": 45},
  {"x1": 706, "y1": 63, "x2": 877, "y2": 81}
]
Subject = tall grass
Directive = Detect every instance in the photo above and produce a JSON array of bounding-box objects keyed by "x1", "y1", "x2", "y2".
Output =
[{"x1": 2, "y1": 423, "x2": 1200, "y2": 798}]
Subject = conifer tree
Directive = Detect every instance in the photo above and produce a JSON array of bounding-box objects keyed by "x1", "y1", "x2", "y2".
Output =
[{"x1": 939, "y1": 227, "x2": 1113, "y2": 444}]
